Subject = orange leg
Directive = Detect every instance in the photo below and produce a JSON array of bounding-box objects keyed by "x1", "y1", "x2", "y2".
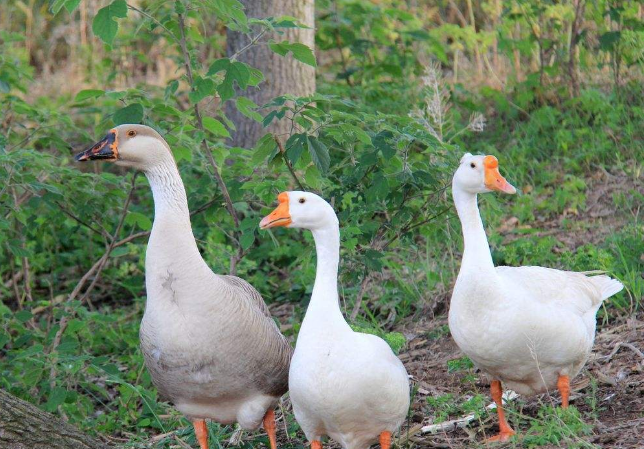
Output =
[
  {"x1": 557, "y1": 375, "x2": 570, "y2": 409},
  {"x1": 311, "y1": 441, "x2": 322, "y2": 449},
  {"x1": 193, "y1": 419, "x2": 208, "y2": 449},
  {"x1": 380, "y1": 431, "x2": 392, "y2": 449},
  {"x1": 263, "y1": 408, "x2": 278, "y2": 449},
  {"x1": 485, "y1": 380, "x2": 516, "y2": 443}
]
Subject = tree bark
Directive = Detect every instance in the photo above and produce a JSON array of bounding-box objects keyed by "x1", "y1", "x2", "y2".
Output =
[
  {"x1": 568, "y1": 0, "x2": 586, "y2": 98},
  {"x1": 0, "y1": 389, "x2": 112, "y2": 449},
  {"x1": 226, "y1": 0, "x2": 316, "y2": 148}
]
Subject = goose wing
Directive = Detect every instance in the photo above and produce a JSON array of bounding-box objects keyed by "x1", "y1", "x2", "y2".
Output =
[{"x1": 496, "y1": 265, "x2": 622, "y2": 315}]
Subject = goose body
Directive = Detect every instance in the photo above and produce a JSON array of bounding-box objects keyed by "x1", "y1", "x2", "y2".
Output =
[
  {"x1": 260, "y1": 192, "x2": 409, "y2": 449},
  {"x1": 448, "y1": 153, "x2": 623, "y2": 441},
  {"x1": 76, "y1": 125, "x2": 292, "y2": 448}
]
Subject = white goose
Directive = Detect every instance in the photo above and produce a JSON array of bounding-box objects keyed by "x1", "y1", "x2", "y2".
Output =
[
  {"x1": 449, "y1": 153, "x2": 623, "y2": 442},
  {"x1": 75, "y1": 124, "x2": 292, "y2": 449},
  {"x1": 259, "y1": 191, "x2": 410, "y2": 449}
]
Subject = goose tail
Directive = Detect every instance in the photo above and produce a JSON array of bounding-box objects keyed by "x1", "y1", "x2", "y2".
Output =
[{"x1": 590, "y1": 275, "x2": 624, "y2": 301}]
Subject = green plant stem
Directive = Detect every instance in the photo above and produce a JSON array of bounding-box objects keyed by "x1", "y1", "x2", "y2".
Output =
[
  {"x1": 127, "y1": 4, "x2": 180, "y2": 44},
  {"x1": 274, "y1": 134, "x2": 305, "y2": 190}
]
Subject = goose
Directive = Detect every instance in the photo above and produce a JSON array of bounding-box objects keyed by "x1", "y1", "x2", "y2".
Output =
[
  {"x1": 448, "y1": 153, "x2": 623, "y2": 442},
  {"x1": 75, "y1": 124, "x2": 292, "y2": 449},
  {"x1": 259, "y1": 191, "x2": 410, "y2": 449}
]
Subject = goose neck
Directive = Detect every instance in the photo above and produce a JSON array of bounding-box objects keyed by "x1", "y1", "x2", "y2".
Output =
[
  {"x1": 145, "y1": 158, "x2": 190, "y2": 223},
  {"x1": 453, "y1": 187, "x2": 494, "y2": 273},
  {"x1": 302, "y1": 222, "x2": 346, "y2": 327}
]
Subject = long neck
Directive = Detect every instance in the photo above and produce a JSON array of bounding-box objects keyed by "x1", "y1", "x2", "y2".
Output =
[
  {"x1": 146, "y1": 158, "x2": 190, "y2": 222},
  {"x1": 304, "y1": 222, "x2": 347, "y2": 326},
  {"x1": 144, "y1": 157, "x2": 202, "y2": 268},
  {"x1": 453, "y1": 187, "x2": 495, "y2": 273}
]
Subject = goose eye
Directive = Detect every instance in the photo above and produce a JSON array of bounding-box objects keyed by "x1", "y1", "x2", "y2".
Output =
[
  {"x1": 470, "y1": 163, "x2": 476, "y2": 168},
  {"x1": 127, "y1": 130, "x2": 136, "y2": 137},
  {"x1": 299, "y1": 198, "x2": 306, "y2": 204}
]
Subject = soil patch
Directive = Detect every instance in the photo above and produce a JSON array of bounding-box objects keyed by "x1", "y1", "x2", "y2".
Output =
[{"x1": 396, "y1": 314, "x2": 644, "y2": 448}]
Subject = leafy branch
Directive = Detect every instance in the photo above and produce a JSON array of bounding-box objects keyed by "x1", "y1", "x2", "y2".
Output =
[
  {"x1": 176, "y1": 12, "x2": 243, "y2": 274},
  {"x1": 274, "y1": 134, "x2": 305, "y2": 191}
]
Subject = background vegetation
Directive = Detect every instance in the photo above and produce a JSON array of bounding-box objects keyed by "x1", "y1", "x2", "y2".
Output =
[{"x1": 0, "y1": 0, "x2": 642, "y2": 447}]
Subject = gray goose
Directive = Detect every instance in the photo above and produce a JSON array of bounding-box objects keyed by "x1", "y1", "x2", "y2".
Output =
[{"x1": 76, "y1": 124, "x2": 292, "y2": 449}]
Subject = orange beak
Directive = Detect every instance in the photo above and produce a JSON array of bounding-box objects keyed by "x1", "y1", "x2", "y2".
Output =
[
  {"x1": 260, "y1": 192, "x2": 292, "y2": 229},
  {"x1": 484, "y1": 155, "x2": 516, "y2": 194}
]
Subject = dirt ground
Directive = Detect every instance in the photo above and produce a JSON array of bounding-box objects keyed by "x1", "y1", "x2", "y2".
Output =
[{"x1": 396, "y1": 313, "x2": 644, "y2": 448}]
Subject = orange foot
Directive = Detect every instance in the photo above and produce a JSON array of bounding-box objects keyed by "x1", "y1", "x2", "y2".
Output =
[{"x1": 485, "y1": 429, "x2": 516, "y2": 443}]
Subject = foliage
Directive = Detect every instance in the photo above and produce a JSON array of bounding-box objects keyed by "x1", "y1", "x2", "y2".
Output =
[{"x1": 523, "y1": 406, "x2": 594, "y2": 448}]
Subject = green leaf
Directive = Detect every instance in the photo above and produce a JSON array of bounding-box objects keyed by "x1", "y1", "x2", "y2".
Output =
[
  {"x1": 288, "y1": 43, "x2": 317, "y2": 67},
  {"x1": 137, "y1": 418, "x2": 152, "y2": 428},
  {"x1": 15, "y1": 310, "x2": 33, "y2": 323},
  {"x1": 172, "y1": 146, "x2": 192, "y2": 163},
  {"x1": 269, "y1": 41, "x2": 290, "y2": 57},
  {"x1": 92, "y1": 0, "x2": 128, "y2": 45},
  {"x1": 235, "y1": 97, "x2": 262, "y2": 122},
  {"x1": 228, "y1": 62, "x2": 251, "y2": 89},
  {"x1": 599, "y1": 32, "x2": 621, "y2": 51},
  {"x1": 252, "y1": 134, "x2": 278, "y2": 165},
  {"x1": 50, "y1": 0, "x2": 80, "y2": 14},
  {"x1": 307, "y1": 136, "x2": 330, "y2": 173},
  {"x1": 152, "y1": 104, "x2": 181, "y2": 117},
  {"x1": 240, "y1": 231, "x2": 255, "y2": 251},
  {"x1": 364, "y1": 248, "x2": 384, "y2": 271},
  {"x1": 125, "y1": 211, "x2": 152, "y2": 231},
  {"x1": 202, "y1": 117, "x2": 230, "y2": 138},
  {"x1": 215, "y1": 62, "x2": 251, "y2": 101},
  {"x1": 189, "y1": 77, "x2": 215, "y2": 104},
  {"x1": 207, "y1": 58, "x2": 231, "y2": 76},
  {"x1": 269, "y1": 41, "x2": 317, "y2": 67},
  {"x1": 209, "y1": 0, "x2": 247, "y2": 31},
  {"x1": 64, "y1": 0, "x2": 81, "y2": 13},
  {"x1": 285, "y1": 134, "x2": 307, "y2": 164},
  {"x1": 248, "y1": 67, "x2": 264, "y2": 86},
  {"x1": 113, "y1": 103, "x2": 143, "y2": 125},
  {"x1": 305, "y1": 165, "x2": 321, "y2": 189},
  {"x1": 74, "y1": 89, "x2": 105, "y2": 101},
  {"x1": 50, "y1": 0, "x2": 67, "y2": 14},
  {"x1": 110, "y1": 246, "x2": 130, "y2": 258},
  {"x1": 66, "y1": 319, "x2": 85, "y2": 335},
  {"x1": 45, "y1": 387, "x2": 67, "y2": 412}
]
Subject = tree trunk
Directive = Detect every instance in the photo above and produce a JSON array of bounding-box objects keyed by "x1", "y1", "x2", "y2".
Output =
[
  {"x1": 568, "y1": 0, "x2": 586, "y2": 98},
  {"x1": 0, "y1": 389, "x2": 112, "y2": 449},
  {"x1": 226, "y1": 0, "x2": 316, "y2": 148}
]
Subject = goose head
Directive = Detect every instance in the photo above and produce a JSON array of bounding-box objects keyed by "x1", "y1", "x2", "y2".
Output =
[
  {"x1": 260, "y1": 191, "x2": 338, "y2": 231},
  {"x1": 75, "y1": 124, "x2": 172, "y2": 171},
  {"x1": 452, "y1": 153, "x2": 516, "y2": 195}
]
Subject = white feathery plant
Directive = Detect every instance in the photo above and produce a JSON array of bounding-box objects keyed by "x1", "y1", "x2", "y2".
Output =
[{"x1": 411, "y1": 62, "x2": 486, "y2": 143}]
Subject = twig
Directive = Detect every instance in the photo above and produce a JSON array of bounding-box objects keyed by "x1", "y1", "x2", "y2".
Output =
[
  {"x1": 55, "y1": 201, "x2": 111, "y2": 240},
  {"x1": 421, "y1": 391, "x2": 519, "y2": 434},
  {"x1": 48, "y1": 316, "x2": 69, "y2": 389},
  {"x1": 79, "y1": 175, "x2": 138, "y2": 305},
  {"x1": 127, "y1": 4, "x2": 180, "y2": 44},
  {"x1": 229, "y1": 29, "x2": 268, "y2": 62},
  {"x1": 6, "y1": 124, "x2": 57, "y2": 152},
  {"x1": 350, "y1": 270, "x2": 372, "y2": 322},
  {"x1": 602, "y1": 342, "x2": 644, "y2": 361},
  {"x1": 11, "y1": 187, "x2": 33, "y2": 305},
  {"x1": 8, "y1": 257, "x2": 23, "y2": 308},
  {"x1": 274, "y1": 135, "x2": 305, "y2": 190},
  {"x1": 173, "y1": 434, "x2": 193, "y2": 449}
]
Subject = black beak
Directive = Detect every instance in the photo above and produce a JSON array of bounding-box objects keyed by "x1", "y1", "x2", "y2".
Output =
[{"x1": 75, "y1": 130, "x2": 118, "y2": 162}]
